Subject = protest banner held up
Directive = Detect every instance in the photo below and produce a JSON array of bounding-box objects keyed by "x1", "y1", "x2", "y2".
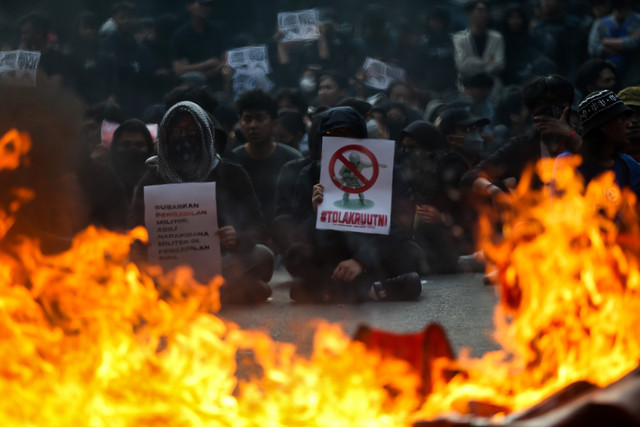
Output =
[
  {"x1": 362, "y1": 57, "x2": 406, "y2": 90},
  {"x1": 277, "y1": 9, "x2": 320, "y2": 42},
  {"x1": 316, "y1": 137, "x2": 395, "y2": 235},
  {"x1": 144, "y1": 182, "x2": 221, "y2": 283},
  {"x1": 227, "y1": 44, "x2": 274, "y2": 99},
  {"x1": 0, "y1": 50, "x2": 40, "y2": 87}
]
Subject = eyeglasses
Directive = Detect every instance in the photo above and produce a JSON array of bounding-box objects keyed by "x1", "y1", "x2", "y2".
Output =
[{"x1": 168, "y1": 125, "x2": 199, "y2": 138}]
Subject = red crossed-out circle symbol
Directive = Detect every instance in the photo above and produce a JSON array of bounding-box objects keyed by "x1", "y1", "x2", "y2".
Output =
[{"x1": 328, "y1": 144, "x2": 379, "y2": 194}]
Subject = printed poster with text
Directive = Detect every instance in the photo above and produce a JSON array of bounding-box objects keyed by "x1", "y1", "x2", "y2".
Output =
[
  {"x1": 316, "y1": 137, "x2": 394, "y2": 235},
  {"x1": 144, "y1": 182, "x2": 221, "y2": 283}
]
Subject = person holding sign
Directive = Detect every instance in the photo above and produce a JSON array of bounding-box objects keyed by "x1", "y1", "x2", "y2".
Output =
[
  {"x1": 285, "y1": 106, "x2": 422, "y2": 303},
  {"x1": 130, "y1": 101, "x2": 273, "y2": 305}
]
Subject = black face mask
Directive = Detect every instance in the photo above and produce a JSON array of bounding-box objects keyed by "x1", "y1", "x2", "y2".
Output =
[
  {"x1": 449, "y1": 132, "x2": 486, "y2": 158},
  {"x1": 168, "y1": 134, "x2": 202, "y2": 179},
  {"x1": 111, "y1": 150, "x2": 150, "y2": 188},
  {"x1": 387, "y1": 118, "x2": 407, "y2": 142}
]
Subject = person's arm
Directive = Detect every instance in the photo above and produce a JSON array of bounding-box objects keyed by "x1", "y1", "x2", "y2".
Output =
[
  {"x1": 471, "y1": 175, "x2": 505, "y2": 199},
  {"x1": 291, "y1": 163, "x2": 320, "y2": 234},
  {"x1": 128, "y1": 174, "x2": 148, "y2": 229},
  {"x1": 451, "y1": 32, "x2": 466, "y2": 70},
  {"x1": 460, "y1": 136, "x2": 529, "y2": 193},
  {"x1": 532, "y1": 107, "x2": 582, "y2": 154},
  {"x1": 312, "y1": 183, "x2": 323, "y2": 214},
  {"x1": 588, "y1": 19, "x2": 608, "y2": 57},
  {"x1": 169, "y1": 30, "x2": 225, "y2": 78},
  {"x1": 604, "y1": 31, "x2": 640, "y2": 52},
  {"x1": 172, "y1": 57, "x2": 222, "y2": 78},
  {"x1": 485, "y1": 31, "x2": 505, "y2": 75},
  {"x1": 317, "y1": 23, "x2": 331, "y2": 60},
  {"x1": 331, "y1": 258, "x2": 366, "y2": 282}
]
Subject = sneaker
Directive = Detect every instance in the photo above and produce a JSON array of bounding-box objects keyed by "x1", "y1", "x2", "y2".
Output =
[{"x1": 370, "y1": 272, "x2": 422, "y2": 301}]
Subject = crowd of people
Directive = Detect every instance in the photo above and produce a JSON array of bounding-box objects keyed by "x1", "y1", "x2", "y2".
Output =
[{"x1": 2, "y1": 0, "x2": 640, "y2": 304}]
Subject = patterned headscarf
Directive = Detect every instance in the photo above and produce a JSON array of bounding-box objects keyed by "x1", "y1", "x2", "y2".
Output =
[{"x1": 157, "y1": 101, "x2": 220, "y2": 183}]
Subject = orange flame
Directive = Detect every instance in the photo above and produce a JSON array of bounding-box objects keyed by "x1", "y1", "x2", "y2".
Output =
[
  {"x1": 414, "y1": 156, "x2": 640, "y2": 421},
  {"x1": 0, "y1": 129, "x2": 31, "y2": 170},
  {"x1": 0, "y1": 131, "x2": 421, "y2": 426},
  {"x1": 3, "y1": 126, "x2": 640, "y2": 425}
]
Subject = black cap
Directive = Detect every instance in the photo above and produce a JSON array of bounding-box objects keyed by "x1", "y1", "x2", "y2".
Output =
[{"x1": 438, "y1": 108, "x2": 490, "y2": 136}]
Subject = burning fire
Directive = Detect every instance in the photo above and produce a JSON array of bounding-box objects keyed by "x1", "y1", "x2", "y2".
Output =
[
  {"x1": 415, "y1": 156, "x2": 640, "y2": 421},
  {"x1": 0, "y1": 129, "x2": 420, "y2": 426},
  {"x1": 2, "y1": 127, "x2": 640, "y2": 425}
]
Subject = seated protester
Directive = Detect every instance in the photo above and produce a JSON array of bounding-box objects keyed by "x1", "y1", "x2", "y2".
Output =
[
  {"x1": 492, "y1": 86, "x2": 531, "y2": 150},
  {"x1": 67, "y1": 11, "x2": 117, "y2": 105},
  {"x1": 388, "y1": 81, "x2": 424, "y2": 123},
  {"x1": 337, "y1": 97, "x2": 379, "y2": 138},
  {"x1": 377, "y1": 100, "x2": 410, "y2": 150},
  {"x1": 285, "y1": 106, "x2": 422, "y2": 303},
  {"x1": 109, "y1": 119, "x2": 155, "y2": 204},
  {"x1": 438, "y1": 107, "x2": 491, "y2": 169},
  {"x1": 275, "y1": 109, "x2": 308, "y2": 154},
  {"x1": 400, "y1": 121, "x2": 464, "y2": 274},
  {"x1": 271, "y1": 113, "x2": 324, "y2": 254},
  {"x1": 574, "y1": 58, "x2": 618, "y2": 102},
  {"x1": 315, "y1": 70, "x2": 350, "y2": 109},
  {"x1": 18, "y1": 11, "x2": 71, "y2": 87},
  {"x1": 130, "y1": 101, "x2": 274, "y2": 304},
  {"x1": 559, "y1": 90, "x2": 640, "y2": 197},
  {"x1": 618, "y1": 86, "x2": 640, "y2": 163},
  {"x1": 455, "y1": 58, "x2": 497, "y2": 128},
  {"x1": 462, "y1": 75, "x2": 582, "y2": 204},
  {"x1": 161, "y1": 83, "x2": 229, "y2": 157},
  {"x1": 436, "y1": 110, "x2": 490, "y2": 269},
  {"x1": 232, "y1": 90, "x2": 303, "y2": 228},
  {"x1": 98, "y1": 2, "x2": 157, "y2": 118},
  {"x1": 274, "y1": 87, "x2": 308, "y2": 117}
]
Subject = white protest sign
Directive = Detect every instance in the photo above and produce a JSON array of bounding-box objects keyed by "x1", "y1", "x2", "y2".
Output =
[
  {"x1": 101, "y1": 120, "x2": 119, "y2": 148},
  {"x1": 0, "y1": 50, "x2": 40, "y2": 87},
  {"x1": 362, "y1": 57, "x2": 406, "y2": 90},
  {"x1": 232, "y1": 71, "x2": 275, "y2": 99},
  {"x1": 144, "y1": 182, "x2": 221, "y2": 283},
  {"x1": 227, "y1": 45, "x2": 271, "y2": 74},
  {"x1": 316, "y1": 137, "x2": 395, "y2": 235},
  {"x1": 277, "y1": 9, "x2": 320, "y2": 42}
]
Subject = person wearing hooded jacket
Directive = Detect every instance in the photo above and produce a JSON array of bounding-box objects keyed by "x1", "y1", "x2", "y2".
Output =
[
  {"x1": 285, "y1": 106, "x2": 422, "y2": 303},
  {"x1": 400, "y1": 120, "x2": 464, "y2": 275},
  {"x1": 109, "y1": 119, "x2": 155, "y2": 205},
  {"x1": 130, "y1": 101, "x2": 273, "y2": 305}
]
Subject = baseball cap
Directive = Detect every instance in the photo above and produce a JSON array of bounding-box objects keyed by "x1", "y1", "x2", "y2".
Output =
[{"x1": 437, "y1": 107, "x2": 490, "y2": 136}]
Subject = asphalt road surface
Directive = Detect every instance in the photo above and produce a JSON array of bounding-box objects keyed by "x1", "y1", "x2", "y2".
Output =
[{"x1": 218, "y1": 268, "x2": 501, "y2": 358}]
